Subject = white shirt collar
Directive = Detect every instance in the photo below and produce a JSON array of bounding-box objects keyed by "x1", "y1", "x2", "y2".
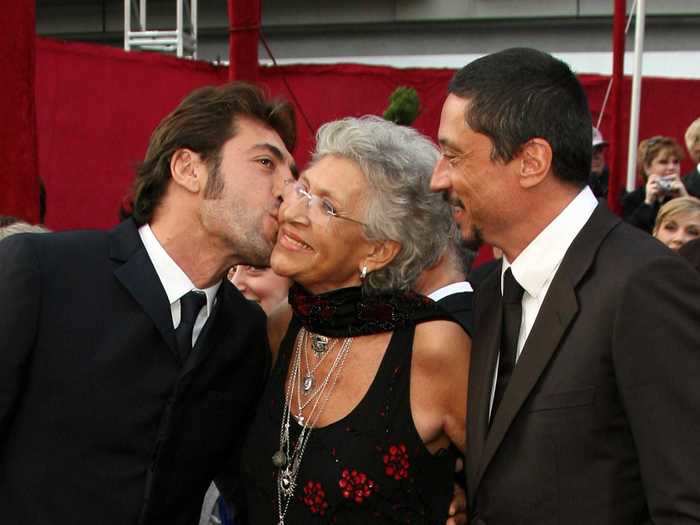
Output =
[
  {"x1": 428, "y1": 281, "x2": 474, "y2": 302},
  {"x1": 501, "y1": 186, "x2": 598, "y2": 298},
  {"x1": 138, "y1": 224, "x2": 220, "y2": 314}
]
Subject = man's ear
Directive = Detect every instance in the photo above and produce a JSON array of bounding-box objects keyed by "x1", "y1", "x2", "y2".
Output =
[
  {"x1": 518, "y1": 138, "x2": 552, "y2": 189},
  {"x1": 363, "y1": 239, "x2": 401, "y2": 274},
  {"x1": 170, "y1": 148, "x2": 205, "y2": 193}
]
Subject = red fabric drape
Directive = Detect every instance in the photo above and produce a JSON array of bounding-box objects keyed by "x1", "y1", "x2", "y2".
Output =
[
  {"x1": 35, "y1": 38, "x2": 225, "y2": 229},
  {"x1": 607, "y1": 0, "x2": 627, "y2": 213},
  {"x1": 1, "y1": 0, "x2": 39, "y2": 222},
  {"x1": 32, "y1": 39, "x2": 700, "y2": 231},
  {"x1": 227, "y1": 0, "x2": 260, "y2": 82}
]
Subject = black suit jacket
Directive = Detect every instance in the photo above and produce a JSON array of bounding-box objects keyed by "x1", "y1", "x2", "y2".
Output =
[
  {"x1": 437, "y1": 290, "x2": 473, "y2": 336},
  {"x1": 467, "y1": 205, "x2": 700, "y2": 525},
  {"x1": 0, "y1": 220, "x2": 270, "y2": 525}
]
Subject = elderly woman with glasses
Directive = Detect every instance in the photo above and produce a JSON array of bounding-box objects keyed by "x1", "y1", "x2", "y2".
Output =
[
  {"x1": 239, "y1": 116, "x2": 469, "y2": 524},
  {"x1": 622, "y1": 136, "x2": 690, "y2": 232}
]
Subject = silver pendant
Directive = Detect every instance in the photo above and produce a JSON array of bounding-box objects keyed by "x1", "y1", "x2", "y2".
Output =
[
  {"x1": 279, "y1": 469, "x2": 294, "y2": 497},
  {"x1": 303, "y1": 374, "x2": 314, "y2": 393},
  {"x1": 310, "y1": 333, "x2": 329, "y2": 355},
  {"x1": 294, "y1": 413, "x2": 305, "y2": 425},
  {"x1": 272, "y1": 450, "x2": 287, "y2": 468}
]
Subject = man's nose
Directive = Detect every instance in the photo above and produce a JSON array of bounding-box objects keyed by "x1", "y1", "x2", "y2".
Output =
[{"x1": 430, "y1": 158, "x2": 450, "y2": 192}]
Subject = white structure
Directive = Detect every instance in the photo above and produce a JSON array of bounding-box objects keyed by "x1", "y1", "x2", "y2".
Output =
[{"x1": 124, "y1": 0, "x2": 197, "y2": 58}]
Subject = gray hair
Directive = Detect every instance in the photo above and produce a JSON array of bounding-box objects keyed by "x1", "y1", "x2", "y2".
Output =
[
  {"x1": 0, "y1": 222, "x2": 50, "y2": 241},
  {"x1": 313, "y1": 115, "x2": 453, "y2": 294}
]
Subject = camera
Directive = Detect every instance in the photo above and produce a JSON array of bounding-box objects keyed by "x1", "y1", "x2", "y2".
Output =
[{"x1": 657, "y1": 176, "x2": 674, "y2": 193}]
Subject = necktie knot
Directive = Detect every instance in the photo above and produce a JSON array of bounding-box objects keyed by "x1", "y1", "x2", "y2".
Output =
[
  {"x1": 180, "y1": 290, "x2": 206, "y2": 325},
  {"x1": 502, "y1": 268, "x2": 524, "y2": 304}
]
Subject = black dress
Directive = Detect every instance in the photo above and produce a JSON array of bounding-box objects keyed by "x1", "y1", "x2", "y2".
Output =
[{"x1": 240, "y1": 317, "x2": 457, "y2": 524}]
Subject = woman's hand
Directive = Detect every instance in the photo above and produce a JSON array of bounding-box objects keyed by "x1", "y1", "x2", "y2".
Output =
[
  {"x1": 665, "y1": 173, "x2": 689, "y2": 198},
  {"x1": 644, "y1": 174, "x2": 664, "y2": 205}
]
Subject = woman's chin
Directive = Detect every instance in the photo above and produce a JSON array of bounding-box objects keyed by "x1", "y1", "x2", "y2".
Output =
[{"x1": 270, "y1": 248, "x2": 297, "y2": 279}]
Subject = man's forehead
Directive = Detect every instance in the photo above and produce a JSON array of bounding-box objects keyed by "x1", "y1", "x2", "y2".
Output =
[
  {"x1": 235, "y1": 116, "x2": 288, "y2": 148},
  {"x1": 438, "y1": 95, "x2": 474, "y2": 149}
]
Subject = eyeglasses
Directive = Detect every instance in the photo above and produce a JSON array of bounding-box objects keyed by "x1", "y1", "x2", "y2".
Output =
[{"x1": 283, "y1": 180, "x2": 367, "y2": 227}]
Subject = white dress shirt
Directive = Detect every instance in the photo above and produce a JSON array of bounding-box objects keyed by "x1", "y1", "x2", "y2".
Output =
[
  {"x1": 489, "y1": 186, "x2": 598, "y2": 417},
  {"x1": 427, "y1": 281, "x2": 474, "y2": 301},
  {"x1": 139, "y1": 224, "x2": 221, "y2": 348}
]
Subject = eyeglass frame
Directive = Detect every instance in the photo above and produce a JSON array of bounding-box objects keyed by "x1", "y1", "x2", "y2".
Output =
[{"x1": 283, "y1": 180, "x2": 367, "y2": 227}]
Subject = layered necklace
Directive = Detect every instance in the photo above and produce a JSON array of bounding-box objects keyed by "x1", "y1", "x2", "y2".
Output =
[
  {"x1": 271, "y1": 284, "x2": 449, "y2": 524},
  {"x1": 274, "y1": 327, "x2": 353, "y2": 525}
]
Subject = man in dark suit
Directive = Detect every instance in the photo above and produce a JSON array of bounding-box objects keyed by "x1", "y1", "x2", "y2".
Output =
[
  {"x1": 0, "y1": 83, "x2": 297, "y2": 525},
  {"x1": 416, "y1": 230, "x2": 474, "y2": 336},
  {"x1": 431, "y1": 48, "x2": 700, "y2": 524}
]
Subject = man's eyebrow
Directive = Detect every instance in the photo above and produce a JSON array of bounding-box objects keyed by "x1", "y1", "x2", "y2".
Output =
[
  {"x1": 251, "y1": 143, "x2": 285, "y2": 161},
  {"x1": 438, "y1": 137, "x2": 462, "y2": 152}
]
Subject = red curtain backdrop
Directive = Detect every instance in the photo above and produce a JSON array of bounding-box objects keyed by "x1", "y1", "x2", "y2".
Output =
[
  {"x1": 33, "y1": 38, "x2": 700, "y2": 232},
  {"x1": 1, "y1": 1, "x2": 39, "y2": 222},
  {"x1": 228, "y1": 0, "x2": 260, "y2": 82}
]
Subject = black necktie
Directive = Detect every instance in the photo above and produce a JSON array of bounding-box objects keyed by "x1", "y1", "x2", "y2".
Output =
[
  {"x1": 491, "y1": 268, "x2": 524, "y2": 422},
  {"x1": 175, "y1": 290, "x2": 206, "y2": 362}
]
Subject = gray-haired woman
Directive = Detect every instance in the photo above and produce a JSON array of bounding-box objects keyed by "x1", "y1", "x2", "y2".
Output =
[{"x1": 240, "y1": 116, "x2": 469, "y2": 524}]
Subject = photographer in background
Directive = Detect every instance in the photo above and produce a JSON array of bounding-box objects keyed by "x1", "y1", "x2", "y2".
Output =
[{"x1": 622, "y1": 136, "x2": 688, "y2": 232}]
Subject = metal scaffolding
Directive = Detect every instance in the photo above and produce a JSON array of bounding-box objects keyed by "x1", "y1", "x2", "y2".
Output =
[{"x1": 124, "y1": 0, "x2": 198, "y2": 59}]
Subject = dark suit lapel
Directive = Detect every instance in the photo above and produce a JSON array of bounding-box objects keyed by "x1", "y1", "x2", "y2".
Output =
[
  {"x1": 467, "y1": 268, "x2": 501, "y2": 503},
  {"x1": 473, "y1": 204, "x2": 621, "y2": 491},
  {"x1": 110, "y1": 220, "x2": 178, "y2": 358}
]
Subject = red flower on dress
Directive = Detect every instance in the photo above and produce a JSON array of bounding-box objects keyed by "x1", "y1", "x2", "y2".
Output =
[
  {"x1": 383, "y1": 443, "x2": 410, "y2": 480},
  {"x1": 339, "y1": 468, "x2": 377, "y2": 504},
  {"x1": 302, "y1": 480, "x2": 329, "y2": 515}
]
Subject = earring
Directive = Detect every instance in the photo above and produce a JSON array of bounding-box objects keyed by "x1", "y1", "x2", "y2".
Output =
[{"x1": 360, "y1": 266, "x2": 368, "y2": 280}]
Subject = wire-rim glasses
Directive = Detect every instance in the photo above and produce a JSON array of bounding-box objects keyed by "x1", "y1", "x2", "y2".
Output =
[{"x1": 283, "y1": 180, "x2": 367, "y2": 227}]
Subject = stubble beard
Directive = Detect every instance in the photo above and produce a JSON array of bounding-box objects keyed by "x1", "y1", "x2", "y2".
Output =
[
  {"x1": 204, "y1": 162, "x2": 277, "y2": 267},
  {"x1": 235, "y1": 214, "x2": 275, "y2": 267}
]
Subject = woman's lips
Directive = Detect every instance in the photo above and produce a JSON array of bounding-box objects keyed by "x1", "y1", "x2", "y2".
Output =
[{"x1": 278, "y1": 228, "x2": 314, "y2": 252}]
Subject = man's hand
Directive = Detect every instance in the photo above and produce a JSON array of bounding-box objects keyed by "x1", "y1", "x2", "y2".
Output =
[
  {"x1": 446, "y1": 456, "x2": 467, "y2": 525},
  {"x1": 446, "y1": 482, "x2": 467, "y2": 525}
]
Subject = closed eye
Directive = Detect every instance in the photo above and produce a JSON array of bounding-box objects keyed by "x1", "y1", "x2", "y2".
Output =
[{"x1": 321, "y1": 199, "x2": 337, "y2": 216}]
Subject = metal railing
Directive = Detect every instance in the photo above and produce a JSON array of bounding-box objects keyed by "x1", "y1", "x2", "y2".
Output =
[{"x1": 124, "y1": 0, "x2": 197, "y2": 59}]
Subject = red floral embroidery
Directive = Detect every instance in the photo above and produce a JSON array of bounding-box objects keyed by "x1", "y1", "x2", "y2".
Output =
[
  {"x1": 339, "y1": 468, "x2": 377, "y2": 504},
  {"x1": 302, "y1": 480, "x2": 329, "y2": 515},
  {"x1": 383, "y1": 443, "x2": 410, "y2": 480}
]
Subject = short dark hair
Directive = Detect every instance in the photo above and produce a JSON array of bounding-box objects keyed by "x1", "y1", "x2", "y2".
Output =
[
  {"x1": 448, "y1": 48, "x2": 592, "y2": 187},
  {"x1": 130, "y1": 82, "x2": 296, "y2": 225}
]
